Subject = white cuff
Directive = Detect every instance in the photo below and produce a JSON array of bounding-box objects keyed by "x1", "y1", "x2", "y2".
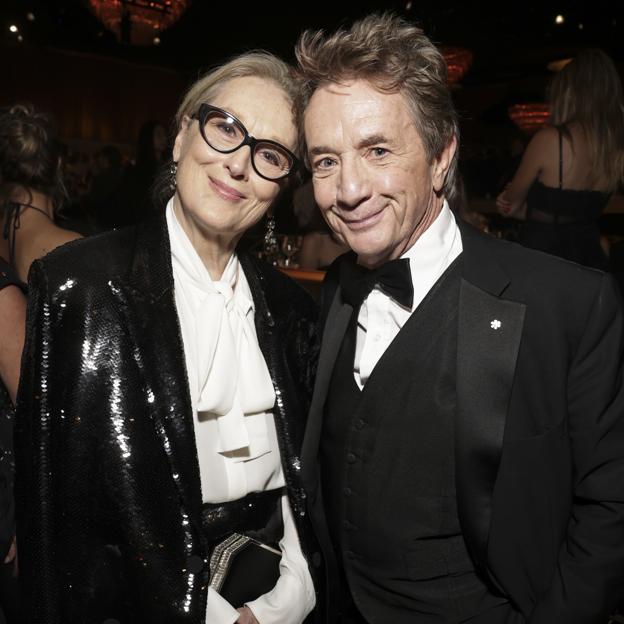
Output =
[{"x1": 206, "y1": 586, "x2": 240, "y2": 624}]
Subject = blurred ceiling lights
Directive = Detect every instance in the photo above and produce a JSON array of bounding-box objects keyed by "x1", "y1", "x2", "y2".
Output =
[
  {"x1": 508, "y1": 103, "x2": 550, "y2": 134},
  {"x1": 86, "y1": 0, "x2": 190, "y2": 46},
  {"x1": 441, "y1": 46, "x2": 474, "y2": 86}
]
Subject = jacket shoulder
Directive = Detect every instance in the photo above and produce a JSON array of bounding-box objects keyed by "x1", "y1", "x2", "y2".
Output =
[
  {"x1": 461, "y1": 221, "x2": 607, "y2": 295},
  {"x1": 30, "y1": 226, "x2": 137, "y2": 288}
]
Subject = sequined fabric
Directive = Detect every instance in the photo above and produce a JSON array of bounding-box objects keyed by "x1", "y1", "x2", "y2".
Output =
[{"x1": 14, "y1": 215, "x2": 319, "y2": 623}]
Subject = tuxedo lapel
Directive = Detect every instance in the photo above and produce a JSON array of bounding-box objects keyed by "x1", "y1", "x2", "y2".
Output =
[
  {"x1": 456, "y1": 222, "x2": 526, "y2": 573},
  {"x1": 109, "y1": 215, "x2": 203, "y2": 528},
  {"x1": 301, "y1": 289, "x2": 353, "y2": 490}
]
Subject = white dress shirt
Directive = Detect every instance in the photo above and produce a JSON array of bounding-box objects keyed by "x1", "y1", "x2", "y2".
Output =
[
  {"x1": 354, "y1": 202, "x2": 463, "y2": 388},
  {"x1": 166, "y1": 201, "x2": 315, "y2": 624}
]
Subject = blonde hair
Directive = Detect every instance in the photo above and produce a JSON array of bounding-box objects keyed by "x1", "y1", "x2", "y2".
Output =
[
  {"x1": 549, "y1": 48, "x2": 624, "y2": 191},
  {"x1": 153, "y1": 50, "x2": 299, "y2": 207},
  {"x1": 295, "y1": 12, "x2": 459, "y2": 200},
  {"x1": 174, "y1": 51, "x2": 298, "y2": 134}
]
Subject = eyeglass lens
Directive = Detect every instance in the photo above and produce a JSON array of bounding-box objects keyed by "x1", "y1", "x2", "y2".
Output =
[{"x1": 202, "y1": 109, "x2": 293, "y2": 180}]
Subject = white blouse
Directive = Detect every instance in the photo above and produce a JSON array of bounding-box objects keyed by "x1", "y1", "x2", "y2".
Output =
[{"x1": 166, "y1": 201, "x2": 315, "y2": 623}]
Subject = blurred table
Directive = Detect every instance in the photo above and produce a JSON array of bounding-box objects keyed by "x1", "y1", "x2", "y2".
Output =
[{"x1": 278, "y1": 267, "x2": 325, "y2": 301}]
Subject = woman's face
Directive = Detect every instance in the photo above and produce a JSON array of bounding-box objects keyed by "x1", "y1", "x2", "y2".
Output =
[{"x1": 172, "y1": 76, "x2": 296, "y2": 247}]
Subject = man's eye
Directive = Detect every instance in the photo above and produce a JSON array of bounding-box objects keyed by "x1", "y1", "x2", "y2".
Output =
[
  {"x1": 371, "y1": 147, "x2": 387, "y2": 158},
  {"x1": 314, "y1": 157, "x2": 335, "y2": 170}
]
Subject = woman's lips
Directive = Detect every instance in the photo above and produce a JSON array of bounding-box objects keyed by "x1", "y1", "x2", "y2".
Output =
[{"x1": 209, "y1": 177, "x2": 246, "y2": 201}]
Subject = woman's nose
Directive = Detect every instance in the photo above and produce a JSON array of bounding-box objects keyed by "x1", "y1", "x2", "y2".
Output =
[{"x1": 224, "y1": 146, "x2": 252, "y2": 179}]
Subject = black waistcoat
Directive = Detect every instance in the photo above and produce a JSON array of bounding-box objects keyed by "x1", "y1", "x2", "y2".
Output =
[{"x1": 321, "y1": 258, "x2": 506, "y2": 623}]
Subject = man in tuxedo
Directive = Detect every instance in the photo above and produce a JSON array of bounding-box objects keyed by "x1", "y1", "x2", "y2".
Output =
[{"x1": 295, "y1": 13, "x2": 624, "y2": 624}]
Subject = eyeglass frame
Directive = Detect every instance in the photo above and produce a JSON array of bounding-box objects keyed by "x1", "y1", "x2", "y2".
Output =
[{"x1": 192, "y1": 103, "x2": 300, "y2": 181}]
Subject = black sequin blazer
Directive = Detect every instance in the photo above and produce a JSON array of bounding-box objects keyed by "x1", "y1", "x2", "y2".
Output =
[{"x1": 15, "y1": 214, "x2": 319, "y2": 623}]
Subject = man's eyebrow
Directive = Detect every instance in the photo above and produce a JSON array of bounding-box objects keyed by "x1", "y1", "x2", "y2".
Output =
[
  {"x1": 308, "y1": 145, "x2": 335, "y2": 158},
  {"x1": 308, "y1": 134, "x2": 390, "y2": 158},
  {"x1": 357, "y1": 134, "x2": 388, "y2": 149}
]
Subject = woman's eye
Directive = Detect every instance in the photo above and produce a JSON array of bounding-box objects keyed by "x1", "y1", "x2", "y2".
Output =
[
  {"x1": 218, "y1": 123, "x2": 236, "y2": 136},
  {"x1": 259, "y1": 150, "x2": 280, "y2": 167}
]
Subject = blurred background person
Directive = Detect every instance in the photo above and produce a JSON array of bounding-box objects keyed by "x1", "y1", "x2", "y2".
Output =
[
  {"x1": 86, "y1": 144, "x2": 124, "y2": 232},
  {"x1": 0, "y1": 104, "x2": 82, "y2": 284},
  {"x1": 496, "y1": 48, "x2": 624, "y2": 270},
  {"x1": 113, "y1": 119, "x2": 168, "y2": 228},
  {"x1": 295, "y1": 180, "x2": 349, "y2": 270},
  {"x1": 299, "y1": 225, "x2": 350, "y2": 271},
  {"x1": 0, "y1": 258, "x2": 25, "y2": 624}
]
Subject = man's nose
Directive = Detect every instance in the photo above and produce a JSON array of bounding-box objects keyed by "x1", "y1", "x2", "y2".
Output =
[{"x1": 336, "y1": 158, "x2": 372, "y2": 208}]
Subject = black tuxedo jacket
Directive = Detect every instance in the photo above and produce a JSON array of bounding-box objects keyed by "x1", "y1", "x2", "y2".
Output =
[
  {"x1": 302, "y1": 220, "x2": 624, "y2": 623},
  {"x1": 15, "y1": 215, "x2": 319, "y2": 623}
]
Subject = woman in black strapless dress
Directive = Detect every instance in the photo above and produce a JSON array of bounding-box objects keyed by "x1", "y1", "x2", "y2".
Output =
[{"x1": 496, "y1": 49, "x2": 624, "y2": 271}]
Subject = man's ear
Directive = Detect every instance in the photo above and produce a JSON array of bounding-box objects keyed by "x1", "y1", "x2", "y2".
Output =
[
  {"x1": 172, "y1": 115, "x2": 191, "y2": 163},
  {"x1": 432, "y1": 135, "x2": 457, "y2": 193}
]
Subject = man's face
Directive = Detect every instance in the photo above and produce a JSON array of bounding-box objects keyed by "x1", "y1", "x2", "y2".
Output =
[{"x1": 304, "y1": 79, "x2": 455, "y2": 268}]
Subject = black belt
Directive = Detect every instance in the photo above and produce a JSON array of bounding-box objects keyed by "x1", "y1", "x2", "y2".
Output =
[{"x1": 201, "y1": 487, "x2": 284, "y2": 546}]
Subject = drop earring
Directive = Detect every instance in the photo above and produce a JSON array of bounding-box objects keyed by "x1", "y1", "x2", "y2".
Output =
[
  {"x1": 264, "y1": 214, "x2": 277, "y2": 251},
  {"x1": 169, "y1": 161, "x2": 178, "y2": 191}
]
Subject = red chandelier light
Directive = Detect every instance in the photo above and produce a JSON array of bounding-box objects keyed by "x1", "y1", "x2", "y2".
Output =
[
  {"x1": 508, "y1": 103, "x2": 551, "y2": 134},
  {"x1": 87, "y1": 0, "x2": 190, "y2": 46},
  {"x1": 441, "y1": 47, "x2": 474, "y2": 86}
]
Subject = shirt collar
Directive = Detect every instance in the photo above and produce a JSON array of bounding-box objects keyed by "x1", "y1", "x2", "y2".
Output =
[
  {"x1": 399, "y1": 200, "x2": 462, "y2": 312},
  {"x1": 401, "y1": 200, "x2": 457, "y2": 265}
]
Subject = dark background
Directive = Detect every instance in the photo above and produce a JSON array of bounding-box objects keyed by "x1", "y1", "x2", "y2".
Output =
[{"x1": 1, "y1": 0, "x2": 622, "y2": 203}]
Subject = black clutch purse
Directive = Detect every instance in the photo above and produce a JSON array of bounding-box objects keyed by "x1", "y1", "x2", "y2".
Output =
[{"x1": 209, "y1": 533, "x2": 282, "y2": 607}]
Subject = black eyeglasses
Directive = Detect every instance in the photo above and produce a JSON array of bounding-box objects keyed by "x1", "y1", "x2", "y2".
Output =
[{"x1": 192, "y1": 103, "x2": 299, "y2": 181}]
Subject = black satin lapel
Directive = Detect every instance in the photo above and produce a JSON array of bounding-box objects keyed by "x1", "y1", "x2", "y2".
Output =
[
  {"x1": 301, "y1": 291, "x2": 353, "y2": 488},
  {"x1": 109, "y1": 277, "x2": 203, "y2": 529},
  {"x1": 456, "y1": 278, "x2": 526, "y2": 568}
]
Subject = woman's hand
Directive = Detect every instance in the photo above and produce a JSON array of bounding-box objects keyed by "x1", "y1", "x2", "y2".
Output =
[
  {"x1": 236, "y1": 606, "x2": 259, "y2": 624},
  {"x1": 496, "y1": 186, "x2": 513, "y2": 215},
  {"x1": 4, "y1": 535, "x2": 17, "y2": 577}
]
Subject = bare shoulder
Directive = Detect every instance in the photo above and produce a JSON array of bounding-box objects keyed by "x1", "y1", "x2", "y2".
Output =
[
  {"x1": 527, "y1": 126, "x2": 558, "y2": 153},
  {"x1": 50, "y1": 224, "x2": 83, "y2": 246},
  {"x1": 31, "y1": 224, "x2": 82, "y2": 260},
  {"x1": 0, "y1": 283, "x2": 26, "y2": 318}
]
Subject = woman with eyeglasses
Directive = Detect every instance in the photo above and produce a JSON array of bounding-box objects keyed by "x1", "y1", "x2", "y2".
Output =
[{"x1": 15, "y1": 52, "x2": 318, "y2": 624}]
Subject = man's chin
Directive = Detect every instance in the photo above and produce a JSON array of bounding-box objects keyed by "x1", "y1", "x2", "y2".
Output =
[{"x1": 352, "y1": 247, "x2": 393, "y2": 269}]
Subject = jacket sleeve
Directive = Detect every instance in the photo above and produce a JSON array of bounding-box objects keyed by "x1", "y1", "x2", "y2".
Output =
[
  {"x1": 529, "y1": 274, "x2": 624, "y2": 623},
  {"x1": 15, "y1": 260, "x2": 114, "y2": 622},
  {"x1": 15, "y1": 260, "x2": 61, "y2": 620}
]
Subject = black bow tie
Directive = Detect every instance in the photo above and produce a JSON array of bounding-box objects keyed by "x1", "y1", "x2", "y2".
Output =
[{"x1": 339, "y1": 254, "x2": 413, "y2": 309}]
